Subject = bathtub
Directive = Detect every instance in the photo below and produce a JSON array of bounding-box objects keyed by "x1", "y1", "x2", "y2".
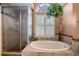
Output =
[
  {"x1": 21, "y1": 41, "x2": 73, "y2": 56},
  {"x1": 30, "y1": 41, "x2": 70, "y2": 51}
]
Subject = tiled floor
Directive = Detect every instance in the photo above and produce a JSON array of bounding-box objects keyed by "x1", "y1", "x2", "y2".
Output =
[{"x1": 2, "y1": 51, "x2": 21, "y2": 56}]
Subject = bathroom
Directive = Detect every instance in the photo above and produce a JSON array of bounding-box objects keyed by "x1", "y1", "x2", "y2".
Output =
[{"x1": 0, "y1": 3, "x2": 79, "y2": 56}]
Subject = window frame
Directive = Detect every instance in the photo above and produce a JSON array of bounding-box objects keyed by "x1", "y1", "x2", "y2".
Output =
[
  {"x1": 34, "y1": 3, "x2": 55, "y2": 37},
  {"x1": 35, "y1": 14, "x2": 55, "y2": 37}
]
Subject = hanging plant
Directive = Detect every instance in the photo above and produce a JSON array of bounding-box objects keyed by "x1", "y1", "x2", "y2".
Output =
[{"x1": 46, "y1": 3, "x2": 63, "y2": 18}]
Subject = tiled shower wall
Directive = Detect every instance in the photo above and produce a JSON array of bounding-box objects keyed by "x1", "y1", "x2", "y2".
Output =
[
  {"x1": 2, "y1": 6, "x2": 28, "y2": 51},
  {"x1": 3, "y1": 9, "x2": 18, "y2": 51}
]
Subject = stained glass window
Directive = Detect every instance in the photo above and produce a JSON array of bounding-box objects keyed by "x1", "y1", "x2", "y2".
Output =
[{"x1": 35, "y1": 3, "x2": 51, "y2": 13}]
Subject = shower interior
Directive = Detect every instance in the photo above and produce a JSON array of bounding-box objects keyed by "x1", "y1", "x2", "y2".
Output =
[{"x1": 2, "y1": 5, "x2": 28, "y2": 52}]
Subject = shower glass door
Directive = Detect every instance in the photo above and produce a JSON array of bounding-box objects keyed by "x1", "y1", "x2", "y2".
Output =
[{"x1": 2, "y1": 6, "x2": 28, "y2": 52}]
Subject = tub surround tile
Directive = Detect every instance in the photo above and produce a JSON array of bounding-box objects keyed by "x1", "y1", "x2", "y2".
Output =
[
  {"x1": 72, "y1": 40, "x2": 79, "y2": 55},
  {"x1": 21, "y1": 45, "x2": 74, "y2": 56}
]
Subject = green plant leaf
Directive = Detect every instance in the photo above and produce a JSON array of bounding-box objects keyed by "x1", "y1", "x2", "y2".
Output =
[{"x1": 46, "y1": 3, "x2": 63, "y2": 18}]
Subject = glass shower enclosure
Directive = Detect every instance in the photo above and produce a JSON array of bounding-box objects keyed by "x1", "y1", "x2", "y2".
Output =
[{"x1": 2, "y1": 6, "x2": 28, "y2": 53}]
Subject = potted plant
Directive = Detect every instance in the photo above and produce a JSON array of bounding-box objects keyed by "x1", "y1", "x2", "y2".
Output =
[{"x1": 46, "y1": 3, "x2": 63, "y2": 18}]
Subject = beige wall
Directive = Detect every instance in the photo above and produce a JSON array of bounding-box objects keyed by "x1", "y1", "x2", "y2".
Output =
[
  {"x1": 55, "y1": 16, "x2": 62, "y2": 34},
  {"x1": 0, "y1": 5, "x2": 2, "y2": 56},
  {"x1": 56, "y1": 4, "x2": 79, "y2": 54},
  {"x1": 55, "y1": 16, "x2": 62, "y2": 40},
  {"x1": 73, "y1": 4, "x2": 79, "y2": 39},
  {"x1": 61, "y1": 4, "x2": 76, "y2": 44}
]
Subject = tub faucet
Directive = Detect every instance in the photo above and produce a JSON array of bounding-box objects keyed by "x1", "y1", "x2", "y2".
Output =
[{"x1": 70, "y1": 42, "x2": 72, "y2": 49}]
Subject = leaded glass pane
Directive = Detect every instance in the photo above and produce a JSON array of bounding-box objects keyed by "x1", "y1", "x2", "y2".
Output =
[{"x1": 35, "y1": 3, "x2": 51, "y2": 13}]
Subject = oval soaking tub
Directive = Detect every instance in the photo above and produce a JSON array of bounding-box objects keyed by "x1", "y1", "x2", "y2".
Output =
[{"x1": 30, "y1": 41, "x2": 70, "y2": 51}]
